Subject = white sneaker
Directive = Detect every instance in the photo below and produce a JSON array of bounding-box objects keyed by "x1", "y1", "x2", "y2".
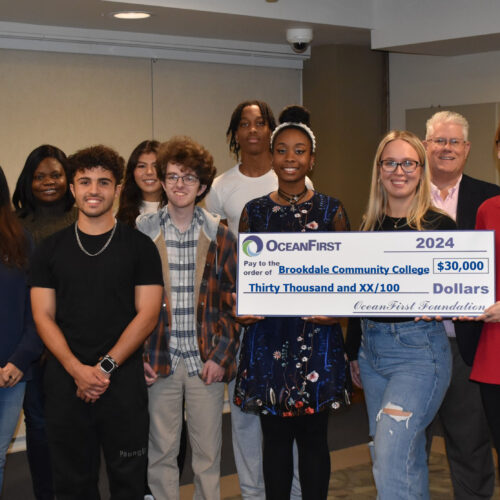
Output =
[{"x1": 144, "y1": 495, "x2": 155, "y2": 500}]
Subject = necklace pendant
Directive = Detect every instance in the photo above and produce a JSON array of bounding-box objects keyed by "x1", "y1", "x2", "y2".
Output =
[
  {"x1": 393, "y1": 217, "x2": 405, "y2": 229},
  {"x1": 277, "y1": 187, "x2": 308, "y2": 207}
]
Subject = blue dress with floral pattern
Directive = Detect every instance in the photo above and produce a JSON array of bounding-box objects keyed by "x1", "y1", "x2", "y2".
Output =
[{"x1": 234, "y1": 192, "x2": 349, "y2": 417}]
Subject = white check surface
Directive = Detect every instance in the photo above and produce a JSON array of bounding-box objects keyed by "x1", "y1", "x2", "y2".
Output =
[{"x1": 237, "y1": 231, "x2": 495, "y2": 317}]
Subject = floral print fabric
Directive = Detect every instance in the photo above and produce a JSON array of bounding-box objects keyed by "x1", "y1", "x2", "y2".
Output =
[{"x1": 234, "y1": 192, "x2": 349, "y2": 416}]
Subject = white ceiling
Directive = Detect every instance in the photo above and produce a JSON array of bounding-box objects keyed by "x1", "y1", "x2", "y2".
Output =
[
  {"x1": 1, "y1": 0, "x2": 500, "y2": 65},
  {"x1": 0, "y1": 0, "x2": 370, "y2": 46}
]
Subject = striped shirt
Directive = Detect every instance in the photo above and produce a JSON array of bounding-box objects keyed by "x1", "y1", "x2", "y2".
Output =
[{"x1": 160, "y1": 207, "x2": 204, "y2": 376}]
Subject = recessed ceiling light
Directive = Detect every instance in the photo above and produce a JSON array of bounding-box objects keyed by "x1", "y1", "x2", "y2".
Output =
[{"x1": 112, "y1": 11, "x2": 151, "y2": 20}]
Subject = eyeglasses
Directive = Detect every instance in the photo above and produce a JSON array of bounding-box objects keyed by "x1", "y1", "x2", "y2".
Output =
[
  {"x1": 379, "y1": 160, "x2": 421, "y2": 174},
  {"x1": 427, "y1": 138, "x2": 466, "y2": 148},
  {"x1": 165, "y1": 173, "x2": 199, "y2": 186}
]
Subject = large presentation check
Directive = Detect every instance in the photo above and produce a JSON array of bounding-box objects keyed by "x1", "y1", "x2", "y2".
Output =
[{"x1": 237, "y1": 231, "x2": 495, "y2": 317}]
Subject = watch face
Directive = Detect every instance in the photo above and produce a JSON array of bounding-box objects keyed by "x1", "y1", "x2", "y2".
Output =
[{"x1": 100, "y1": 358, "x2": 114, "y2": 373}]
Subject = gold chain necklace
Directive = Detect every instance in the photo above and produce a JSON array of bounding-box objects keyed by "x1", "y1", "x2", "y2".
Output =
[{"x1": 391, "y1": 216, "x2": 407, "y2": 229}]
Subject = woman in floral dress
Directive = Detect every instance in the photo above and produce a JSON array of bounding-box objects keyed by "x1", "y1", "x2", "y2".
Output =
[{"x1": 234, "y1": 105, "x2": 349, "y2": 500}]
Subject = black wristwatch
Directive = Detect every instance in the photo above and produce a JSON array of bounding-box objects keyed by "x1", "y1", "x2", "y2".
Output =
[{"x1": 99, "y1": 354, "x2": 119, "y2": 375}]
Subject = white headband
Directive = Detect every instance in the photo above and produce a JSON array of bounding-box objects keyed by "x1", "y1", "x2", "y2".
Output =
[{"x1": 270, "y1": 122, "x2": 316, "y2": 153}]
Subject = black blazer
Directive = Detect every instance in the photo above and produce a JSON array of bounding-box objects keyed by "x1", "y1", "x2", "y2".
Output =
[{"x1": 454, "y1": 174, "x2": 500, "y2": 365}]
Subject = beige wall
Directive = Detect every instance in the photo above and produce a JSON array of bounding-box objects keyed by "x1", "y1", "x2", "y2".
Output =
[
  {"x1": 152, "y1": 58, "x2": 301, "y2": 173},
  {"x1": 389, "y1": 50, "x2": 500, "y2": 131},
  {"x1": 303, "y1": 45, "x2": 388, "y2": 228},
  {"x1": 0, "y1": 49, "x2": 301, "y2": 192},
  {"x1": 406, "y1": 103, "x2": 500, "y2": 185},
  {"x1": 1, "y1": 47, "x2": 301, "y2": 449}
]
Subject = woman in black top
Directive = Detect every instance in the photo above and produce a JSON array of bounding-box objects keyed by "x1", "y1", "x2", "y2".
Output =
[
  {"x1": 13, "y1": 145, "x2": 77, "y2": 244},
  {"x1": 12, "y1": 144, "x2": 76, "y2": 499},
  {"x1": 345, "y1": 130, "x2": 455, "y2": 500}
]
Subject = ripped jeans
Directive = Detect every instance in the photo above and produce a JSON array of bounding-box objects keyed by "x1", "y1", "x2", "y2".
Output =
[{"x1": 358, "y1": 319, "x2": 451, "y2": 499}]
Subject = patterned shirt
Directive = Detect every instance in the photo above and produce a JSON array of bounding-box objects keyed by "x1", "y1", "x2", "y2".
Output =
[{"x1": 160, "y1": 207, "x2": 204, "y2": 376}]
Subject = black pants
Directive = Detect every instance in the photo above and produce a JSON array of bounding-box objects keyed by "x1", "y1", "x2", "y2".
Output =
[
  {"x1": 24, "y1": 358, "x2": 55, "y2": 500},
  {"x1": 44, "y1": 357, "x2": 149, "y2": 500},
  {"x1": 260, "y1": 411, "x2": 330, "y2": 500},
  {"x1": 479, "y1": 382, "x2": 500, "y2": 470},
  {"x1": 425, "y1": 339, "x2": 494, "y2": 499}
]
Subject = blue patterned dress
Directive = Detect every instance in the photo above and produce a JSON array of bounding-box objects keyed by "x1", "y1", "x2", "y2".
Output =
[{"x1": 234, "y1": 192, "x2": 349, "y2": 417}]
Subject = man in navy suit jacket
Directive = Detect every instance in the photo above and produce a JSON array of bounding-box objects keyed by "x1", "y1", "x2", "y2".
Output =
[{"x1": 425, "y1": 110, "x2": 499, "y2": 500}]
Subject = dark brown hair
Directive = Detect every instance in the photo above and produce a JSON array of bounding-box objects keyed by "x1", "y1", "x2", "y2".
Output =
[
  {"x1": 157, "y1": 136, "x2": 216, "y2": 204},
  {"x1": 117, "y1": 140, "x2": 167, "y2": 227},
  {"x1": 0, "y1": 166, "x2": 29, "y2": 269},
  {"x1": 67, "y1": 145, "x2": 124, "y2": 184}
]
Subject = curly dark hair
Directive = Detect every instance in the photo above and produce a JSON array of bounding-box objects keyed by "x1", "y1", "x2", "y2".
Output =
[
  {"x1": 226, "y1": 100, "x2": 276, "y2": 160},
  {"x1": 1, "y1": 166, "x2": 29, "y2": 269},
  {"x1": 116, "y1": 140, "x2": 167, "y2": 227},
  {"x1": 157, "y1": 136, "x2": 216, "y2": 204},
  {"x1": 67, "y1": 145, "x2": 124, "y2": 184},
  {"x1": 12, "y1": 144, "x2": 74, "y2": 217}
]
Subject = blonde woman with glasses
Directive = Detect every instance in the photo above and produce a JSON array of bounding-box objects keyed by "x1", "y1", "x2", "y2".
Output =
[{"x1": 346, "y1": 130, "x2": 455, "y2": 500}]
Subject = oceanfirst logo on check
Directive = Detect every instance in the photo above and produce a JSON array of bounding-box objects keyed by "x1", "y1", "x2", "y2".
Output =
[
  {"x1": 242, "y1": 235, "x2": 264, "y2": 257},
  {"x1": 242, "y1": 235, "x2": 342, "y2": 257}
]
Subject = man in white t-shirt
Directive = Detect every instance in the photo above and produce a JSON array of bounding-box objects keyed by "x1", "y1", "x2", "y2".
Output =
[
  {"x1": 208, "y1": 102, "x2": 313, "y2": 237},
  {"x1": 206, "y1": 100, "x2": 312, "y2": 500}
]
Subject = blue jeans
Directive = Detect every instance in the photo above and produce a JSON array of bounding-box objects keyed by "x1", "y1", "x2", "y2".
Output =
[
  {"x1": 358, "y1": 319, "x2": 451, "y2": 500},
  {"x1": 0, "y1": 382, "x2": 26, "y2": 491}
]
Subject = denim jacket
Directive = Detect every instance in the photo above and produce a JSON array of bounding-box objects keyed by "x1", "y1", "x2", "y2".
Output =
[{"x1": 137, "y1": 207, "x2": 239, "y2": 382}]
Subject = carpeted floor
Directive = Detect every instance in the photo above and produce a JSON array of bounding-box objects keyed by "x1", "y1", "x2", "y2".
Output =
[
  {"x1": 328, "y1": 449, "x2": 499, "y2": 499},
  {"x1": 3, "y1": 393, "x2": 370, "y2": 498},
  {"x1": 191, "y1": 442, "x2": 499, "y2": 500},
  {"x1": 5, "y1": 391, "x2": 498, "y2": 499}
]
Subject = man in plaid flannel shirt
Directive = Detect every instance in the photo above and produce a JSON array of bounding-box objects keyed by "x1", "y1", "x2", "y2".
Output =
[{"x1": 137, "y1": 136, "x2": 238, "y2": 500}]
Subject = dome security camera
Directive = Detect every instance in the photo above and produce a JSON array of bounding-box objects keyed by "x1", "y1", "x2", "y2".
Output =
[{"x1": 286, "y1": 28, "x2": 313, "y2": 53}]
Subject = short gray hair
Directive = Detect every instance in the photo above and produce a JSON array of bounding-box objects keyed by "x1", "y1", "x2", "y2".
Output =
[{"x1": 425, "y1": 111, "x2": 469, "y2": 141}]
